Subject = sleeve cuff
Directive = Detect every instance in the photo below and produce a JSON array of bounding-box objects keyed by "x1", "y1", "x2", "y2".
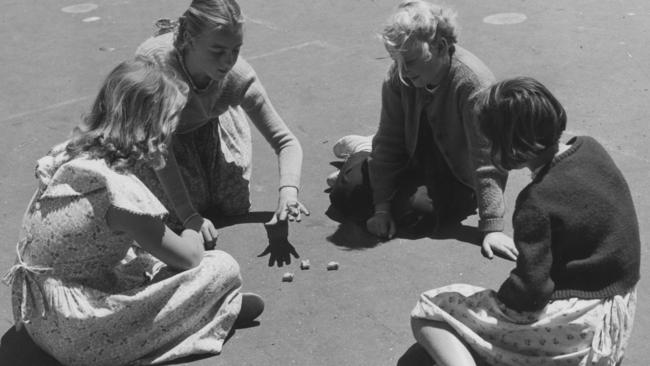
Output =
[{"x1": 478, "y1": 217, "x2": 505, "y2": 232}]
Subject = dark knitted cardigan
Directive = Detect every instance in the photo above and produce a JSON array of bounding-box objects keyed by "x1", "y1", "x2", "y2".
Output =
[{"x1": 498, "y1": 136, "x2": 641, "y2": 311}]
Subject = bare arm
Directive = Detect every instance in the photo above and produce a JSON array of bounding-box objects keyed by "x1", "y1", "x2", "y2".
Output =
[
  {"x1": 154, "y1": 145, "x2": 219, "y2": 246},
  {"x1": 242, "y1": 73, "x2": 308, "y2": 222},
  {"x1": 154, "y1": 145, "x2": 197, "y2": 224},
  {"x1": 106, "y1": 206, "x2": 203, "y2": 271}
]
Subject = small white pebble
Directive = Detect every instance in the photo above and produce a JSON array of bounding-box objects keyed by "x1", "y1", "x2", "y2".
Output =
[
  {"x1": 326, "y1": 261, "x2": 339, "y2": 271},
  {"x1": 300, "y1": 259, "x2": 310, "y2": 270},
  {"x1": 282, "y1": 272, "x2": 294, "y2": 282}
]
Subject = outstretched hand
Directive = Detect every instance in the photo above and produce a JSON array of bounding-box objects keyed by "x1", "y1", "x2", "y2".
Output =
[
  {"x1": 481, "y1": 231, "x2": 518, "y2": 261},
  {"x1": 274, "y1": 186, "x2": 310, "y2": 222},
  {"x1": 258, "y1": 215, "x2": 300, "y2": 267}
]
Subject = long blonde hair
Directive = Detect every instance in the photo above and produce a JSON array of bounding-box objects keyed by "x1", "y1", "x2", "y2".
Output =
[{"x1": 66, "y1": 57, "x2": 188, "y2": 171}]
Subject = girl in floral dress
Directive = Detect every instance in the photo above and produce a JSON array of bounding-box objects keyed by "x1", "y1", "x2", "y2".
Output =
[{"x1": 4, "y1": 57, "x2": 263, "y2": 366}]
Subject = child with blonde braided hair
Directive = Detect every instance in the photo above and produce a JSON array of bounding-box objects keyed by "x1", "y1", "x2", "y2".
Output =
[{"x1": 136, "y1": 0, "x2": 308, "y2": 250}]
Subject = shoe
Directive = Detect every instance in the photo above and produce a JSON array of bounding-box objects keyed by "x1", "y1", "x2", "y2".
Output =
[
  {"x1": 326, "y1": 170, "x2": 340, "y2": 187},
  {"x1": 332, "y1": 134, "x2": 373, "y2": 159},
  {"x1": 234, "y1": 292, "x2": 264, "y2": 327}
]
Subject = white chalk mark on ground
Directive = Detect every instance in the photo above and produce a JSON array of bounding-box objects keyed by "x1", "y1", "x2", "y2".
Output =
[
  {"x1": 248, "y1": 41, "x2": 334, "y2": 61},
  {"x1": 83, "y1": 16, "x2": 101, "y2": 22},
  {"x1": 243, "y1": 15, "x2": 279, "y2": 31},
  {"x1": 1, "y1": 96, "x2": 92, "y2": 124},
  {"x1": 483, "y1": 13, "x2": 527, "y2": 25},
  {"x1": 61, "y1": 3, "x2": 98, "y2": 14},
  {"x1": 4, "y1": 41, "x2": 333, "y2": 123}
]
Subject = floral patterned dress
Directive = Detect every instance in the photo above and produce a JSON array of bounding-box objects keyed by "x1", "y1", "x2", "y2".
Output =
[
  {"x1": 411, "y1": 283, "x2": 636, "y2": 366},
  {"x1": 4, "y1": 149, "x2": 243, "y2": 366}
]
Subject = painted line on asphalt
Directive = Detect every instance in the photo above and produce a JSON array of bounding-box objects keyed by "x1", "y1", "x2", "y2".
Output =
[
  {"x1": 244, "y1": 15, "x2": 280, "y2": 31},
  {"x1": 2, "y1": 41, "x2": 332, "y2": 124},
  {"x1": 483, "y1": 13, "x2": 527, "y2": 25},
  {"x1": 247, "y1": 41, "x2": 334, "y2": 61},
  {"x1": 1, "y1": 96, "x2": 92, "y2": 124},
  {"x1": 61, "y1": 3, "x2": 98, "y2": 14}
]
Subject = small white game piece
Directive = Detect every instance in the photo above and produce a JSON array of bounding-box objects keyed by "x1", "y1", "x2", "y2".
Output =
[
  {"x1": 300, "y1": 260, "x2": 310, "y2": 270},
  {"x1": 282, "y1": 272, "x2": 294, "y2": 282}
]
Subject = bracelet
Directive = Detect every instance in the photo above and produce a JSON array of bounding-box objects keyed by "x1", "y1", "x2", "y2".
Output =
[
  {"x1": 182, "y1": 212, "x2": 201, "y2": 227},
  {"x1": 278, "y1": 185, "x2": 299, "y2": 193},
  {"x1": 374, "y1": 210, "x2": 390, "y2": 215}
]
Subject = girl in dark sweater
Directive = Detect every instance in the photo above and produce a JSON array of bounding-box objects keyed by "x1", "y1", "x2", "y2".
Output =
[{"x1": 408, "y1": 77, "x2": 639, "y2": 366}]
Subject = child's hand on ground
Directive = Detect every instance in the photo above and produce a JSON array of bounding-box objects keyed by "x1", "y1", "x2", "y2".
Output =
[
  {"x1": 184, "y1": 214, "x2": 219, "y2": 250},
  {"x1": 276, "y1": 186, "x2": 310, "y2": 222},
  {"x1": 366, "y1": 211, "x2": 396, "y2": 239},
  {"x1": 481, "y1": 231, "x2": 518, "y2": 261}
]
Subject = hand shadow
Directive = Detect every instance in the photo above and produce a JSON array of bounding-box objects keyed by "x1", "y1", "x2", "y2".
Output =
[
  {"x1": 258, "y1": 216, "x2": 300, "y2": 267},
  {"x1": 326, "y1": 205, "x2": 482, "y2": 251},
  {"x1": 0, "y1": 326, "x2": 63, "y2": 366},
  {"x1": 204, "y1": 210, "x2": 301, "y2": 268}
]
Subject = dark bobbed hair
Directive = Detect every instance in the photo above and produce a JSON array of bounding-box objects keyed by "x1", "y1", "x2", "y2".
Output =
[
  {"x1": 476, "y1": 77, "x2": 567, "y2": 170},
  {"x1": 66, "y1": 57, "x2": 188, "y2": 171}
]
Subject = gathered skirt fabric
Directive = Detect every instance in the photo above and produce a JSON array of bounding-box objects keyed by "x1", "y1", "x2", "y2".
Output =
[
  {"x1": 20, "y1": 250, "x2": 243, "y2": 366},
  {"x1": 411, "y1": 283, "x2": 636, "y2": 366},
  {"x1": 136, "y1": 106, "x2": 253, "y2": 230}
]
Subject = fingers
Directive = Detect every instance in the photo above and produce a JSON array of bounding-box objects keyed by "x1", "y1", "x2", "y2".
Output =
[
  {"x1": 511, "y1": 245, "x2": 519, "y2": 257},
  {"x1": 285, "y1": 202, "x2": 301, "y2": 222},
  {"x1": 276, "y1": 201, "x2": 310, "y2": 223},
  {"x1": 258, "y1": 247, "x2": 271, "y2": 257},
  {"x1": 388, "y1": 220, "x2": 397, "y2": 239},
  {"x1": 201, "y1": 223, "x2": 218, "y2": 250},
  {"x1": 481, "y1": 242, "x2": 494, "y2": 260},
  {"x1": 504, "y1": 245, "x2": 518, "y2": 261},
  {"x1": 289, "y1": 246, "x2": 300, "y2": 259},
  {"x1": 366, "y1": 218, "x2": 393, "y2": 239},
  {"x1": 299, "y1": 203, "x2": 310, "y2": 217}
]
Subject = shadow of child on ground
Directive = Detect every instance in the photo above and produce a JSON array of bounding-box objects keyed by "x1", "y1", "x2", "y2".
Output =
[
  {"x1": 325, "y1": 203, "x2": 483, "y2": 251},
  {"x1": 208, "y1": 210, "x2": 300, "y2": 267},
  {"x1": 0, "y1": 326, "x2": 62, "y2": 366},
  {"x1": 396, "y1": 342, "x2": 491, "y2": 366}
]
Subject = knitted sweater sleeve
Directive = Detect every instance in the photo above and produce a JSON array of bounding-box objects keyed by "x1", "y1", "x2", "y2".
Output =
[
  {"x1": 368, "y1": 71, "x2": 410, "y2": 205},
  {"x1": 460, "y1": 88, "x2": 507, "y2": 232},
  {"x1": 240, "y1": 72, "x2": 302, "y2": 189},
  {"x1": 497, "y1": 199, "x2": 554, "y2": 311}
]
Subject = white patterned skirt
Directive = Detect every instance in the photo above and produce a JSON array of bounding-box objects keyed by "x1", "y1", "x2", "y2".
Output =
[{"x1": 411, "y1": 283, "x2": 636, "y2": 366}]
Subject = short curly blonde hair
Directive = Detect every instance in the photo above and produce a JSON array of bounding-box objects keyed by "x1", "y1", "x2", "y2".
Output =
[{"x1": 382, "y1": 1, "x2": 459, "y2": 82}]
